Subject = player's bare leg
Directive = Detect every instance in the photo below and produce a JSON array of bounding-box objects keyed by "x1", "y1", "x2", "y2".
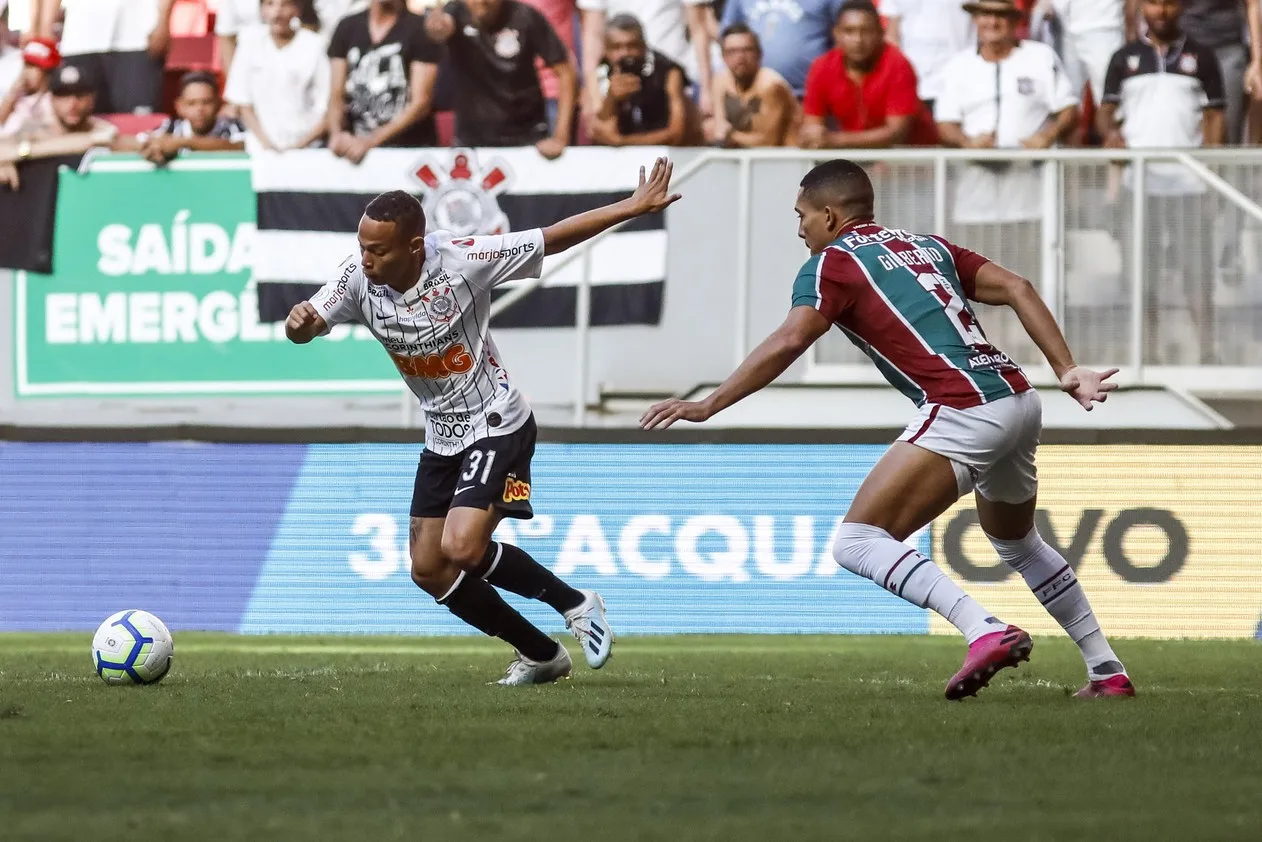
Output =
[
  {"x1": 408, "y1": 515, "x2": 570, "y2": 685},
  {"x1": 835, "y1": 442, "x2": 1031, "y2": 700},
  {"x1": 976, "y1": 494, "x2": 1134, "y2": 698},
  {"x1": 444, "y1": 506, "x2": 614, "y2": 671}
]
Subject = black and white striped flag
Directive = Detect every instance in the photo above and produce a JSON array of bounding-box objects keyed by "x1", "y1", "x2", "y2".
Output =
[{"x1": 251, "y1": 147, "x2": 669, "y2": 328}]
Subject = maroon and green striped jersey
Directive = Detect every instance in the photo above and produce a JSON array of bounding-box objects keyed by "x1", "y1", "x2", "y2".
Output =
[{"x1": 791, "y1": 221, "x2": 1031, "y2": 409}]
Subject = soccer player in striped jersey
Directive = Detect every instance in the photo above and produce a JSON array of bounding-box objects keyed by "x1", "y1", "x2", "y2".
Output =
[
  {"x1": 642, "y1": 159, "x2": 1133, "y2": 700},
  {"x1": 286, "y1": 158, "x2": 681, "y2": 685}
]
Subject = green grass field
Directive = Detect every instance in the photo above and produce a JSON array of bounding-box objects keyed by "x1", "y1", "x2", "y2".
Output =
[{"x1": 2, "y1": 634, "x2": 1260, "y2": 841}]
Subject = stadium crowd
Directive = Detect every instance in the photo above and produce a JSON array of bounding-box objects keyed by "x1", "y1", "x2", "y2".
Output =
[{"x1": 0, "y1": 0, "x2": 1256, "y2": 180}]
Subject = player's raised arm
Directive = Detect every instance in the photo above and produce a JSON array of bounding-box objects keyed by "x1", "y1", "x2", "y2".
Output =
[
  {"x1": 640, "y1": 306, "x2": 831, "y2": 430},
  {"x1": 541, "y1": 156, "x2": 681, "y2": 256},
  {"x1": 286, "y1": 258, "x2": 361, "y2": 344},
  {"x1": 969, "y1": 261, "x2": 1118, "y2": 410},
  {"x1": 285, "y1": 301, "x2": 327, "y2": 345}
]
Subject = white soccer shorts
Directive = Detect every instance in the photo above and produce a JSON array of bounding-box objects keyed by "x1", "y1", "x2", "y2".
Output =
[{"x1": 897, "y1": 389, "x2": 1042, "y2": 505}]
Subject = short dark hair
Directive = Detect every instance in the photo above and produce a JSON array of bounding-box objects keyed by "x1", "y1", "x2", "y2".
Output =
[
  {"x1": 607, "y1": 13, "x2": 645, "y2": 40},
  {"x1": 720, "y1": 22, "x2": 762, "y2": 51},
  {"x1": 799, "y1": 160, "x2": 875, "y2": 218},
  {"x1": 365, "y1": 191, "x2": 425, "y2": 241},
  {"x1": 177, "y1": 71, "x2": 220, "y2": 97},
  {"x1": 837, "y1": 0, "x2": 881, "y2": 24},
  {"x1": 297, "y1": 0, "x2": 321, "y2": 29}
]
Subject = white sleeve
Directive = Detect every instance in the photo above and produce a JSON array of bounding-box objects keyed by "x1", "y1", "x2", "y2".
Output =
[
  {"x1": 576, "y1": 0, "x2": 607, "y2": 12},
  {"x1": 933, "y1": 56, "x2": 964, "y2": 122},
  {"x1": 222, "y1": 37, "x2": 252, "y2": 106},
  {"x1": 215, "y1": 1, "x2": 242, "y2": 36},
  {"x1": 307, "y1": 257, "x2": 363, "y2": 334},
  {"x1": 456, "y1": 229, "x2": 547, "y2": 291},
  {"x1": 310, "y1": 47, "x2": 332, "y2": 120},
  {"x1": 881, "y1": 0, "x2": 905, "y2": 16},
  {"x1": 1047, "y1": 47, "x2": 1079, "y2": 112}
]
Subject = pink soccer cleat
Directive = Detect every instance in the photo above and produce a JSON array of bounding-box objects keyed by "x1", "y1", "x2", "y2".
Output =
[
  {"x1": 944, "y1": 625, "x2": 1033, "y2": 700},
  {"x1": 1075, "y1": 674, "x2": 1136, "y2": 698}
]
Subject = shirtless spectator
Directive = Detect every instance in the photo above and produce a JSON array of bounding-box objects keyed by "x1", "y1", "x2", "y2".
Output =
[
  {"x1": 0, "y1": 37, "x2": 59, "y2": 137},
  {"x1": 705, "y1": 24, "x2": 798, "y2": 147}
]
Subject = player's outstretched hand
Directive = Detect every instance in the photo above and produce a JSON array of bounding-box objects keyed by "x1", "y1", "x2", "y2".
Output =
[
  {"x1": 627, "y1": 157, "x2": 683, "y2": 217},
  {"x1": 287, "y1": 301, "x2": 320, "y2": 331},
  {"x1": 1059, "y1": 365, "x2": 1119, "y2": 411},
  {"x1": 640, "y1": 397, "x2": 710, "y2": 430}
]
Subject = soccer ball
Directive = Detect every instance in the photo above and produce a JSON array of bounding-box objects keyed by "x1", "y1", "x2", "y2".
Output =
[{"x1": 91, "y1": 610, "x2": 174, "y2": 686}]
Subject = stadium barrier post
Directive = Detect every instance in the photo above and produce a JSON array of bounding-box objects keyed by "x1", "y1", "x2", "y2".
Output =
[
  {"x1": 932, "y1": 154, "x2": 948, "y2": 236},
  {"x1": 574, "y1": 245, "x2": 592, "y2": 426},
  {"x1": 1040, "y1": 159, "x2": 1063, "y2": 326},
  {"x1": 1130, "y1": 156, "x2": 1146, "y2": 379},
  {"x1": 735, "y1": 155, "x2": 752, "y2": 367}
]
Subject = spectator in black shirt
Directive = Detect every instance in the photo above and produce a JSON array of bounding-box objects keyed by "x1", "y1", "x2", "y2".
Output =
[
  {"x1": 327, "y1": 0, "x2": 442, "y2": 164},
  {"x1": 424, "y1": 0, "x2": 576, "y2": 156},
  {"x1": 589, "y1": 14, "x2": 692, "y2": 147}
]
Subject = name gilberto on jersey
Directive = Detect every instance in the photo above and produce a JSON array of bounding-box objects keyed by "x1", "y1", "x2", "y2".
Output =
[{"x1": 874, "y1": 246, "x2": 945, "y2": 272}]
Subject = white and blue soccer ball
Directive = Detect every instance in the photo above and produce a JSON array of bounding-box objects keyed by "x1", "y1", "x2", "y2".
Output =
[{"x1": 91, "y1": 610, "x2": 174, "y2": 686}]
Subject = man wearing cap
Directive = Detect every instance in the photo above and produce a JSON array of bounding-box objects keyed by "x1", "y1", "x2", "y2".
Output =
[
  {"x1": 935, "y1": 0, "x2": 1078, "y2": 300},
  {"x1": 0, "y1": 35, "x2": 60, "y2": 136},
  {"x1": 0, "y1": 63, "x2": 116, "y2": 190}
]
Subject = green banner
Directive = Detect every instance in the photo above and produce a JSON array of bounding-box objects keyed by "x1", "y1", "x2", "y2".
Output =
[{"x1": 15, "y1": 156, "x2": 398, "y2": 396}]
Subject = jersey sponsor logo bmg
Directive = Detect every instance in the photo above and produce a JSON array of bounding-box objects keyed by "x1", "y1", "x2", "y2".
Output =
[{"x1": 389, "y1": 342, "x2": 474, "y2": 379}]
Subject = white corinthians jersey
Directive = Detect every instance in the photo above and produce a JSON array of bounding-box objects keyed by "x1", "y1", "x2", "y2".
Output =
[{"x1": 309, "y1": 229, "x2": 542, "y2": 456}]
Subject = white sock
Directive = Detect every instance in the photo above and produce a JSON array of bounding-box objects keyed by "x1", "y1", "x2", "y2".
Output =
[
  {"x1": 987, "y1": 527, "x2": 1125, "y2": 680},
  {"x1": 833, "y1": 523, "x2": 1004, "y2": 643}
]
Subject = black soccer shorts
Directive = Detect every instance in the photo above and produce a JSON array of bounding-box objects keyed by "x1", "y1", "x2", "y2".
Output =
[{"x1": 410, "y1": 414, "x2": 536, "y2": 520}]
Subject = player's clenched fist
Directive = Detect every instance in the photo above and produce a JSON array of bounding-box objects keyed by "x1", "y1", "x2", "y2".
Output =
[{"x1": 285, "y1": 301, "x2": 323, "y2": 344}]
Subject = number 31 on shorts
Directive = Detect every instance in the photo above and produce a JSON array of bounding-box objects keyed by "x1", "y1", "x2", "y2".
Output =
[{"x1": 462, "y1": 449, "x2": 497, "y2": 485}]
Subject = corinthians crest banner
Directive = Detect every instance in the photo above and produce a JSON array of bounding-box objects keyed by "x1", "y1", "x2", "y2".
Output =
[{"x1": 250, "y1": 146, "x2": 670, "y2": 328}]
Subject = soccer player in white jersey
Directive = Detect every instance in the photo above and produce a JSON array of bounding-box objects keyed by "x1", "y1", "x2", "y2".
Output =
[
  {"x1": 643, "y1": 160, "x2": 1133, "y2": 700},
  {"x1": 285, "y1": 158, "x2": 682, "y2": 685}
]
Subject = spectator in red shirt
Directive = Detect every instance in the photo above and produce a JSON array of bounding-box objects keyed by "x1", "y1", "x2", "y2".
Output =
[{"x1": 799, "y1": 0, "x2": 935, "y2": 148}]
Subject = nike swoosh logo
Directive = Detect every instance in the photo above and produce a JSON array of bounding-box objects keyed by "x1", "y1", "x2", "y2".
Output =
[{"x1": 454, "y1": 485, "x2": 477, "y2": 495}]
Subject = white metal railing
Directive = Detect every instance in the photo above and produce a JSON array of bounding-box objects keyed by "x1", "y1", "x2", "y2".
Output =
[{"x1": 408, "y1": 148, "x2": 1262, "y2": 427}]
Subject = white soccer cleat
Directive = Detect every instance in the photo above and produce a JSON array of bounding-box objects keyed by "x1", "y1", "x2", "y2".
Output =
[
  {"x1": 564, "y1": 590, "x2": 614, "y2": 669},
  {"x1": 495, "y1": 644, "x2": 572, "y2": 686}
]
